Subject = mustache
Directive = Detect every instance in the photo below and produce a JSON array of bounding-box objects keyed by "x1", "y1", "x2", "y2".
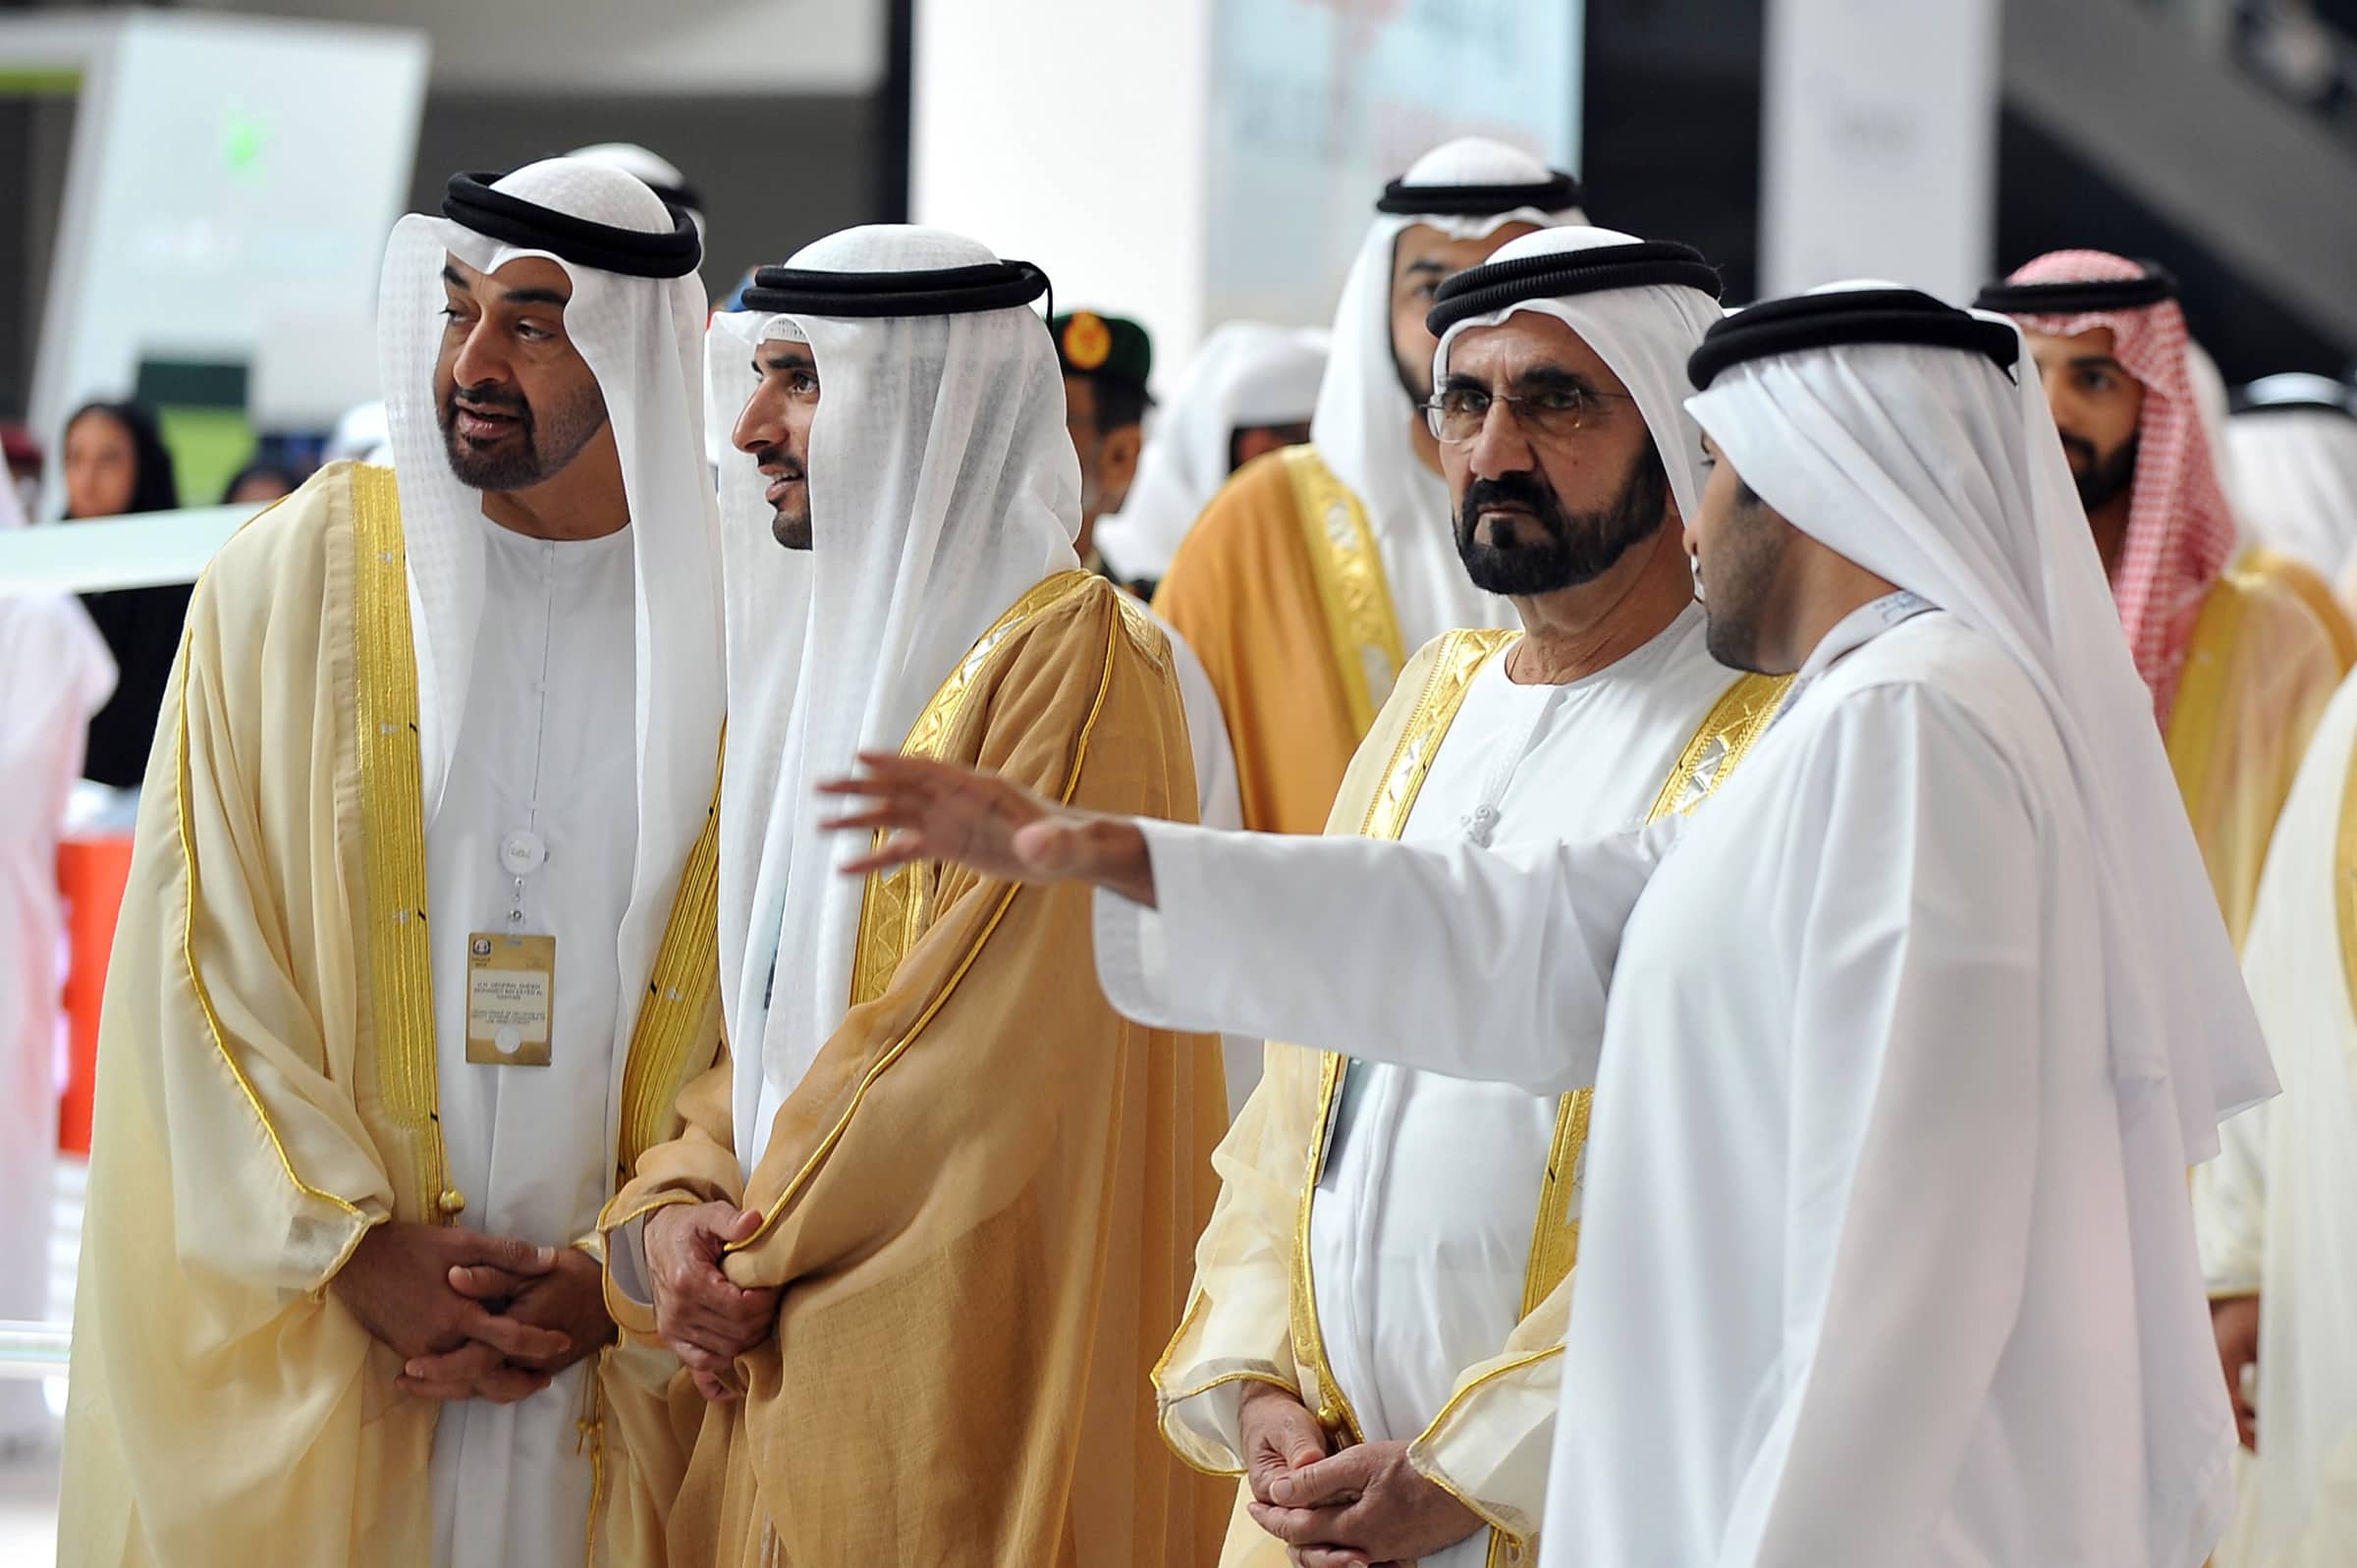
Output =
[
  {"x1": 752, "y1": 446, "x2": 805, "y2": 480},
  {"x1": 2056, "y1": 430, "x2": 2097, "y2": 467},
  {"x1": 1460, "y1": 471, "x2": 1563, "y2": 527},
  {"x1": 450, "y1": 383, "x2": 528, "y2": 416}
]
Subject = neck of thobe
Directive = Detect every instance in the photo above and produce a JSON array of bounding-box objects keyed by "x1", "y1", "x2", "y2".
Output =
[
  {"x1": 1505, "y1": 519, "x2": 1697, "y2": 684},
  {"x1": 477, "y1": 429, "x2": 632, "y2": 541}
]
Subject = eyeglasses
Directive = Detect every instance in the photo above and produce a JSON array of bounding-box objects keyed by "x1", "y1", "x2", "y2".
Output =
[{"x1": 1422, "y1": 382, "x2": 1638, "y2": 444}]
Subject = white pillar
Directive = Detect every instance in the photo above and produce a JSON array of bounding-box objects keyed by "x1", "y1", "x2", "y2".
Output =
[
  {"x1": 1759, "y1": 0, "x2": 2001, "y2": 304},
  {"x1": 910, "y1": 0, "x2": 1215, "y2": 377}
]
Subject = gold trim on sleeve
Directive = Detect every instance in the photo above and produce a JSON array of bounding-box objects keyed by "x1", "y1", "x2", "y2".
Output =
[
  {"x1": 172, "y1": 633, "x2": 373, "y2": 1234},
  {"x1": 1284, "y1": 445, "x2": 1409, "y2": 736},
  {"x1": 350, "y1": 463, "x2": 451, "y2": 1224},
  {"x1": 616, "y1": 743, "x2": 726, "y2": 1175}
]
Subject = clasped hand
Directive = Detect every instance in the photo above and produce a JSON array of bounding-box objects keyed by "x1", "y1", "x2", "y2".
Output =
[
  {"x1": 330, "y1": 1221, "x2": 615, "y2": 1404},
  {"x1": 1236, "y1": 1381, "x2": 1483, "y2": 1568},
  {"x1": 643, "y1": 1201, "x2": 782, "y2": 1402}
]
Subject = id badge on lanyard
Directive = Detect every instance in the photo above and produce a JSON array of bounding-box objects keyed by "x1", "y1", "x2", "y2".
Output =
[{"x1": 465, "y1": 830, "x2": 557, "y2": 1067}]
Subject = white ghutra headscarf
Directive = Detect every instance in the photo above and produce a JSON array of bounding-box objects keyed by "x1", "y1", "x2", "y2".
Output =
[
  {"x1": 1314, "y1": 136, "x2": 1584, "y2": 651},
  {"x1": 708, "y1": 226, "x2": 1079, "y2": 1168},
  {"x1": 376, "y1": 159, "x2": 725, "y2": 1133},
  {"x1": 1432, "y1": 225, "x2": 1727, "y2": 533}
]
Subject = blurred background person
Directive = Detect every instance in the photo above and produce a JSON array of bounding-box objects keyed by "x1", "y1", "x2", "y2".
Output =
[
  {"x1": 1153, "y1": 138, "x2": 1580, "y2": 837},
  {"x1": 220, "y1": 462, "x2": 299, "y2": 509},
  {"x1": 1050, "y1": 308, "x2": 1153, "y2": 581},
  {"x1": 58, "y1": 401, "x2": 184, "y2": 790},
  {"x1": 1095, "y1": 320, "x2": 1329, "y2": 596},
  {"x1": 1978, "y1": 254, "x2": 2348, "y2": 946},
  {"x1": 2228, "y1": 372, "x2": 2357, "y2": 607}
]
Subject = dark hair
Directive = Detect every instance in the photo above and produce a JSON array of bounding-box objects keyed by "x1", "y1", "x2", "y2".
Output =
[
  {"x1": 63, "y1": 400, "x2": 180, "y2": 516},
  {"x1": 1088, "y1": 374, "x2": 1151, "y2": 436},
  {"x1": 221, "y1": 462, "x2": 300, "y2": 505}
]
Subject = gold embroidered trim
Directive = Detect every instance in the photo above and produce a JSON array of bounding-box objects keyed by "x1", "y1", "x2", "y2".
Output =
[
  {"x1": 1150, "y1": 1273, "x2": 1303, "y2": 1476},
  {"x1": 2166, "y1": 575, "x2": 2250, "y2": 836},
  {"x1": 734, "y1": 586, "x2": 1122, "y2": 1251},
  {"x1": 350, "y1": 463, "x2": 449, "y2": 1223},
  {"x1": 849, "y1": 568, "x2": 1098, "y2": 1009},
  {"x1": 1411, "y1": 1344, "x2": 1567, "y2": 1566},
  {"x1": 617, "y1": 744, "x2": 725, "y2": 1175},
  {"x1": 1284, "y1": 445, "x2": 1408, "y2": 736},
  {"x1": 1358, "y1": 629, "x2": 1521, "y2": 841}
]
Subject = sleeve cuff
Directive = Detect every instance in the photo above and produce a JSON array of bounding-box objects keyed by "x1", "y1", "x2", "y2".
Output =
[
  {"x1": 1092, "y1": 881, "x2": 1175, "y2": 1027},
  {"x1": 1090, "y1": 817, "x2": 1233, "y2": 1034},
  {"x1": 607, "y1": 1215, "x2": 653, "y2": 1308},
  {"x1": 1162, "y1": 1378, "x2": 1254, "y2": 1476},
  {"x1": 599, "y1": 1190, "x2": 696, "y2": 1340}
]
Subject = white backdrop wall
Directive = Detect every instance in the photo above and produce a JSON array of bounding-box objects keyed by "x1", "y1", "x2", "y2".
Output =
[
  {"x1": 1759, "y1": 0, "x2": 2001, "y2": 303},
  {"x1": 911, "y1": 0, "x2": 1214, "y2": 384}
]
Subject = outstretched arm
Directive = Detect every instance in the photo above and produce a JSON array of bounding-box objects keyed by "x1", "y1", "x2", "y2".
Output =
[{"x1": 823, "y1": 754, "x2": 1672, "y2": 1097}]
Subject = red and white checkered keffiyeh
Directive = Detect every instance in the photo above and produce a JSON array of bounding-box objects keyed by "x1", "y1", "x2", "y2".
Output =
[{"x1": 2001, "y1": 250, "x2": 2238, "y2": 730}]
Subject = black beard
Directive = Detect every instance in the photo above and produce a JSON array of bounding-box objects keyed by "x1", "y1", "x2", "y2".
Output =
[
  {"x1": 438, "y1": 382, "x2": 607, "y2": 492},
  {"x1": 1453, "y1": 449, "x2": 1670, "y2": 597},
  {"x1": 753, "y1": 445, "x2": 811, "y2": 550},
  {"x1": 2060, "y1": 429, "x2": 2140, "y2": 514}
]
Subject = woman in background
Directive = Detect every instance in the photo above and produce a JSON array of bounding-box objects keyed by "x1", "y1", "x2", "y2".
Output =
[{"x1": 62, "y1": 401, "x2": 184, "y2": 788}]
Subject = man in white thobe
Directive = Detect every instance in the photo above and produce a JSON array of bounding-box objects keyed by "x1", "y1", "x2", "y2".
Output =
[
  {"x1": 826, "y1": 285, "x2": 2275, "y2": 1567},
  {"x1": 1154, "y1": 227, "x2": 1770, "y2": 1568},
  {"x1": 61, "y1": 160, "x2": 724, "y2": 1568}
]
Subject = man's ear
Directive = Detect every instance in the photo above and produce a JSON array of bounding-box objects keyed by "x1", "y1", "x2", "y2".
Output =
[{"x1": 1099, "y1": 424, "x2": 1144, "y2": 514}]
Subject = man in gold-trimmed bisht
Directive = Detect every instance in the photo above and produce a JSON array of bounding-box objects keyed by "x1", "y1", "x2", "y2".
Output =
[
  {"x1": 1977, "y1": 253, "x2": 2347, "y2": 946},
  {"x1": 1128, "y1": 229, "x2": 1780, "y2": 1568},
  {"x1": 1151, "y1": 138, "x2": 1582, "y2": 835},
  {"x1": 59, "y1": 160, "x2": 728, "y2": 1568},
  {"x1": 599, "y1": 227, "x2": 1232, "y2": 1565}
]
